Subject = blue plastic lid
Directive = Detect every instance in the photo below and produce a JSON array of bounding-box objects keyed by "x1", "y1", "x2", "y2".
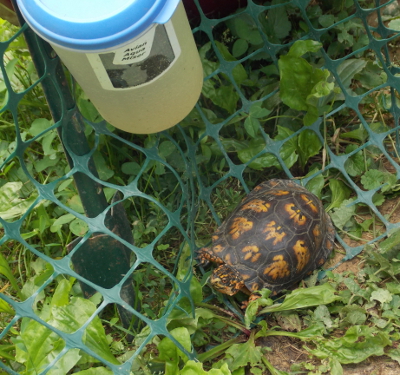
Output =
[{"x1": 16, "y1": 0, "x2": 180, "y2": 52}]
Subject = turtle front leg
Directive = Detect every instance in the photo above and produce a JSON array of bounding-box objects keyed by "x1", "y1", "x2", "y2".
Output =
[
  {"x1": 210, "y1": 264, "x2": 245, "y2": 296},
  {"x1": 241, "y1": 292, "x2": 261, "y2": 309}
]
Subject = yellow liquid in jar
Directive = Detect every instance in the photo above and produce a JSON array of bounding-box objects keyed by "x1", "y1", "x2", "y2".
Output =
[{"x1": 52, "y1": 2, "x2": 203, "y2": 134}]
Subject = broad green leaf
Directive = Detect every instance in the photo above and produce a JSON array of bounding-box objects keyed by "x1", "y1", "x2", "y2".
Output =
[
  {"x1": 189, "y1": 277, "x2": 204, "y2": 307},
  {"x1": 47, "y1": 349, "x2": 81, "y2": 375},
  {"x1": 326, "y1": 179, "x2": 352, "y2": 211},
  {"x1": 307, "y1": 76, "x2": 333, "y2": 100},
  {"x1": 66, "y1": 195, "x2": 85, "y2": 213},
  {"x1": 50, "y1": 279, "x2": 74, "y2": 308},
  {"x1": 344, "y1": 147, "x2": 365, "y2": 177},
  {"x1": 354, "y1": 61, "x2": 387, "y2": 89},
  {"x1": 307, "y1": 325, "x2": 391, "y2": 364},
  {"x1": 249, "y1": 102, "x2": 271, "y2": 119},
  {"x1": 340, "y1": 306, "x2": 367, "y2": 326},
  {"x1": 181, "y1": 361, "x2": 232, "y2": 375},
  {"x1": 279, "y1": 55, "x2": 316, "y2": 111},
  {"x1": 52, "y1": 213, "x2": 76, "y2": 227},
  {"x1": 267, "y1": 5, "x2": 291, "y2": 40},
  {"x1": 287, "y1": 40, "x2": 322, "y2": 58},
  {"x1": 227, "y1": 16, "x2": 253, "y2": 40},
  {"x1": 361, "y1": 169, "x2": 398, "y2": 191},
  {"x1": 121, "y1": 161, "x2": 141, "y2": 176},
  {"x1": 202, "y1": 79, "x2": 239, "y2": 115},
  {"x1": 237, "y1": 138, "x2": 297, "y2": 171},
  {"x1": 380, "y1": 231, "x2": 400, "y2": 253},
  {"x1": 34, "y1": 155, "x2": 59, "y2": 173},
  {"x1": 305, "y1": 171, "x2": 324, "y2": 199},
  {"x1": 279, "y1": 40, "x2": 333, "y2": 126},
  {"x1": 159, "y1": 140, "x2": 176, "y2": 159},
  {"x1": 260, "y1": 284, "x2": 340, "y2": 314},
  {"x1": 69, "y1": 218, "x2": 89, "y2": 237},
  {"x1": 370, "y1": 288, "x2": 392, "y2": 304},
  {"x1": 336, "y1": 59, "x2": 367, "y2": 91},
  {"x1": 386, "y1": 282, "x2": 400, "y2": 295},
  {"x1": 274, "y1": 311, "x2": 302, "y2": 331},
  {"x1": 330, "y1": 198, "x2": 356, "y2": 230},
  {"x1": 297, "y1": 129, "x2": 322, "y2": 168},
  {"x1": 388, "y1": 18, "x2": 400, "y2": 30},
  {"x1": 13, "y1": 319, "x2": 65, "y2": 375},
  {"x1": 29, "y1": 118, "x2": 52, "y2": 137},
  {"x1": 329, "y1": 357, "x2": 343, "y2": 375},
  {"x1": 77, "y1": 94, "x2": 103, "y2": 123},
  {"x1": 232, "y1": 39, "x2": 248, "y2": 58},
  {"x1": 74, "y1": 368, "x2": 113, "y2": 375},
  {"x1": 93, "y1": 151, "x2": 114, "y2": 181},
  {"x1": 42, "y1": 132, "x2": 58, "y2": 156},
  {"x1": 49, "y1": 297, "x2": 119, "y2": 365},
  {"x1": 303, "y1": 106, "x2": 319, "y2": 126},
  {"x1": 244, "y1": 116, "x2": 260, "y2": 138},
  {"x1": 225, "y1": 332, "x2": 263, "y2": 371},
  {"x1": 319, "y1": 14, "x2": 335, "y2": 28},
  {"x1": 232, "y1": 64, "x2": 248, "y2": 86},
  {"x1": 158, "y1": 327, "x2": 191, "y2": 375},
  {"x1": 341, "y1": 125, "x2": 368, "y2": 142},
  {"x1": 313, "y1": 305, "x2": 334, "y2": 329},
  {"x1": 57, "y1": 178, "x2": 73, "y2": 192},
  {"x1": 0, "y1": 182, "x2": 38, "y2": 221},
  {"x1": 387, "y1": 348, "x2": 400, "y2": 365},
  {"x1": 215, "y1": 41, "x2": 237, "y2": 63}
]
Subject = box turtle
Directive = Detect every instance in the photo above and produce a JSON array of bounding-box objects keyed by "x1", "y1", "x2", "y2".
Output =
[{"x1": 198, "y1": 179, "x2": 335, "y2": 301}]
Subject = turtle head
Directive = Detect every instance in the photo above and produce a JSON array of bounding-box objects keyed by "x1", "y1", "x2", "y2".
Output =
[{"x1": 210, "y1": 264, "x2": 244, "y2": 296}]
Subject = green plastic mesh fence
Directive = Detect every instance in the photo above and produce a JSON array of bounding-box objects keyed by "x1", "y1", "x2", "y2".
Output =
[{"x1": 1, "y1": 0, "x2": 400, "y2": 373}]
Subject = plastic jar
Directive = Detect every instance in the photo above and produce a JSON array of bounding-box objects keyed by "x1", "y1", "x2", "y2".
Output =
[{"x1": 16, "y1": 0, "x2": 203, "y2": 134}]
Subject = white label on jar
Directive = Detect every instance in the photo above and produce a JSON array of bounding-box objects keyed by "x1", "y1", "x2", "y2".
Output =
[
  {"x1": 87, "y1": 20, "x2": 181, "y2": 90},
  {"x1": 112, "y1": 27, "x2": 156, "y2": 65}
]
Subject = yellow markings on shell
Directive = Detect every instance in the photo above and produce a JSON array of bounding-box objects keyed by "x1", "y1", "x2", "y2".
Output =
[
  {"x1": 326, "y1": 237, "x2": 334, "y2": 250},
  {"x1": 242, "y1": 245, "x2": 261, "y2": 262},
  {"x1": 212, "y1": 235, "x2": 219, "y2": 241},
  {"x1": 300, "y1": 193, "x2": 319, "y2": 213},
  {"x1": 268, "y1": 180, "x2": 279, "y2": 188},
  {"x1": 240, "y1": 199, "x2": 271, "y2": 213},
  {"x1": 318, "y1": 257, "x2": 326, "y2": 266},
  {"x1": 229, "y1": 217, "x2": 253, "y2": 240},
  {"x1": 224, "y1": 253, "x2": 232, "y2": 265},
  {"x1": 263, "y1": 255, "x2": 290, "y2": 280},
  {"x1": 285, "y1": 203, "x2": 307, "y2": 226},
  {"x1": 313, "y1": 224, "x2": 321, "y2": 239},
  {"x1": 293, "y1": 239, "x2": 310, "y2": 272},
  {"x1": 213, "y1": 244, "x2": 225, "y2": 253},
  {"x1": 271, "y1": 189, "x2": 290, "y2": 196},
  {"x1": 263, "y1": 221, "x2": 287, "y2": 245},
  {"x1": 251, "y1": 283, "x2": 259, "y2": 291}
]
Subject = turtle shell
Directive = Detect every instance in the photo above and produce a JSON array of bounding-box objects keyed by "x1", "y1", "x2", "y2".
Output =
[{"x1": 207, "y1": 179, "x2": 335, "y2": 295}]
